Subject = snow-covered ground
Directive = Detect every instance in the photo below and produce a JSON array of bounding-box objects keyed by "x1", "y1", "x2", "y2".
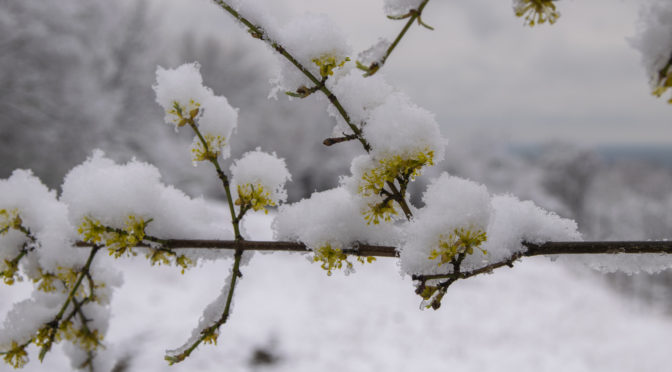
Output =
[{"x1": 3, "y1": 213, "x2": 672, "y2": 372}]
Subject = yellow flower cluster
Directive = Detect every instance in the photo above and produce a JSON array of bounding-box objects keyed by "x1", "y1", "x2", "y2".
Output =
[
  {"x1": 191, "y1": 134, "x2": 227, "y2": 162},
  {"x1": 313, "y1": 243, "x2": 375, "y2": 276},
  {"x1": 0, "y1": 208, "x2": 21, "y2": 234},
  {"x1": 235, "y1": 184, "x2": 275, "y2": 214},
  {"x1": 168, "y1": 100, "x2": 201, "y2": 127},
  {"x1": 2, "y1": 341, "x2": 28, "y2": 368},
  {"x1": 653, "y1": 63, "x2": 672, "y2": 104},
  {"x1": 417, "y1": 283, "x2": 446, "y2": 310},
  {"x1": 359, "y1": 149, "x2": 434, "y2": 224},
  {"x1": 145, "y1": 248, "x2": 193, "y2": 274},
  {"x1": 0, "y1": 209, "x2": 28, "y2": 285},
  {"x1": 514, "y1": 0, "x2": 559, "y2": 27},
  {"x1": 312, "y1": 54, "x2": 350, "y2": 78},
  {"x1": 78, "y1": 215, "x2": 150, "y2": 258},
  {"x1": 428, "y1": 227, "x2": 488, "y2": 266}
]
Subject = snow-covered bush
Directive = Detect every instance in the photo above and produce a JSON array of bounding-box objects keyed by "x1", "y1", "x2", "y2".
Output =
[{"x1": 1, "y1": 0, "x2": 670, "y2": 370}]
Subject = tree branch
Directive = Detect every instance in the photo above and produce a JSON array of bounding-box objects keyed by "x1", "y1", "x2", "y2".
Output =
[
  {"x1": 76, "y1": 239, "x2": 672, "y2": 259},
  {"x1": 211, "y1": 0, "x2": 371, "y2": 152},
  {"x1": 361, "y1": 0, "x2": 432, "y2": 77},
  {"x1": 187, "y1": 121, "x2": 243, "y2": 241},
  {"x1": 323, "y1": 134, "x2": 359, "y2": 146}
]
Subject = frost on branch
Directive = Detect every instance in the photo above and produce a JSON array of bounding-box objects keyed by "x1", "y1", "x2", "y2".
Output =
[
  {"x1": 632, "y1": 0, "x2": 672, "y2": 103},
  {"x1": 230, "y1": 149, "x2": 291, "y2": 213}
]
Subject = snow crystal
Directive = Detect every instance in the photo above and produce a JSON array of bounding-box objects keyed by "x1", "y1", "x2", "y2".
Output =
[
  {"x1": 363, "y1": 92, "x2": 445, "y2": 162},
  {"x1": 273, "y1": 187, "x2": 399, "y2": 250},
  {"x1": 61, "y1": 150, "x2": 234, "y2": 261},
  {"x1": 400, "y1": 174, "x2": 491, "y2": 276},
  {"x1": 230, "y1": 149, "x2": 291, "y2": 206},
  {"x1": 153, "y1": 62, "x2": 213, "y2": 127},
  {"x1": 383, "y1": 0, "x2": 425, "y2": 17}
]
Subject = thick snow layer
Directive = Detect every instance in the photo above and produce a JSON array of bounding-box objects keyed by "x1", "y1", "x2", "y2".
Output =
[
  {"x1": 197, "y1": 94, "x2": 239, "y2": 160},
  {"x1": 400, "y1": 174, "x2": 492, "y2": 275},
  {"x1": 153, "y1": 62, "x2": 213, "y2": 127},
  {"x1": 0, "y1": 169, "x2": 79, "y2": 274},
  {"x1": 4, "y1": 213, "x2": 672, "y2": 371},
  {"x1": 274, "y1": 187, "x2": 400, "y2": 250},
  {"x1": 61, "y1": 151, "x2": 234, "y2": 263},
  {"x1": 230, "y1": 149, "x2": 292, "y2": 206},
  {"x1": 364, "y1": 92, "x2": 445, "y2": 162},
  {"x1": 272, "y1": 13, "x2": 351, "y2": 93},
  {"x1": 326, "y1": 70, "x2": 394, "y2": 133}
]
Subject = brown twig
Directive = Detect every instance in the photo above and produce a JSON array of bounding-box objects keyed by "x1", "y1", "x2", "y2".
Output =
[
  {"x1": 76, "y1": 239, "x2": 672, "y2": 259},
  {"x1": 360, "y1": 0, "x2": 432, "y2": 76},
  {"x1": 323, "y1": 134, "x2": 359, "y2": 146},
  {"x1": 211, "y1": 0, "x2": 371, "y2": 152}
]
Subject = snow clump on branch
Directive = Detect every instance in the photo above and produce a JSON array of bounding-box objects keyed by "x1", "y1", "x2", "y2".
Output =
[
  {"x1": 153, "y1": 62, "x2": 239, "y2": 161},
  {"x1": 632, "y1": 0, "x2": 672, "y2": 103},
  {"x1": 274, "y1": 187, "x2": 399, "y2": 251},
  {"x1": 400, "y1": 174, "x2": 582, "y2": 276},
  {"x1": 230, "y1": 149, "x2": 292, "y2": 213},
  {"x1": 383, "y1": 0, "x2": 425, "y2": 17},
  {"x1": 61, "y1": 150, "x2": 234, "y2": 262},
  {"x1": 400, "y1": 174, "x2": 491, "y2": 276},
  {"x1": 0, "y1": 170, "x2": 79, "y2": 275},
  {"x1": 271, "y1": 13, "x2": 351, "y2": 95}
]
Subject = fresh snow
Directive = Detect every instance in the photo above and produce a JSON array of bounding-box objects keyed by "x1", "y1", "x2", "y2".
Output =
[{"x1": 3, "y1": 213, "x2": 672, "y2": 372}]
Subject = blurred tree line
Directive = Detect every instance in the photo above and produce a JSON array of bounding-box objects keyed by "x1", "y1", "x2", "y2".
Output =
[{"x1": 0, "y1": 0, "x2": 353, "y2": 202}]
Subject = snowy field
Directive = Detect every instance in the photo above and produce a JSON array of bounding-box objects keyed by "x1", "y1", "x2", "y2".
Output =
[{"x1": 3, "y1": 213, "x2": 671, "y2": 372}]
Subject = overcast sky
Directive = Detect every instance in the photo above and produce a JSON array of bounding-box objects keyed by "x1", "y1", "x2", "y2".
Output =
[{"x1": 165, "y1": 0, "x2": 670, "y2": 146}]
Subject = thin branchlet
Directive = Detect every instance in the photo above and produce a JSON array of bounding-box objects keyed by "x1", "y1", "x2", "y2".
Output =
[
  {"x1": 186, "y1": 120, "x2": 244, "y2": 241},
  {"x1": 211, "y1": 0, "x2": 371, "y2": 152},
  {"x1": 165, "y1": 249, "x2": 244, "y2": 364},
  {"x1": 359, "y1": 0, "x2": 433, "y2": 77}
]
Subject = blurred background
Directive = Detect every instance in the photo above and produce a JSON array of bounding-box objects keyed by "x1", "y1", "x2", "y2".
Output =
[{"x1": 1, "y1": 0, "x2": 671, "y2": 370}]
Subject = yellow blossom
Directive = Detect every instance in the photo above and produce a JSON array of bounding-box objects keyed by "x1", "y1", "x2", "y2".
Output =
[{"x1": 514, "y1": 0, "x2": 559, "y2": 27}]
